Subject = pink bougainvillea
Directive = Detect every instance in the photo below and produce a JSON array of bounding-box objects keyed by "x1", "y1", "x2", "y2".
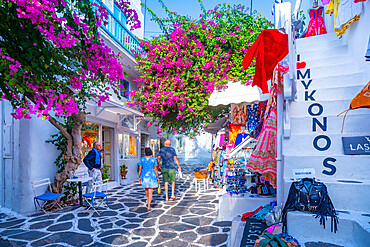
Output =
[
  {"x1": 0, "y1": 0, "x2": 140, "y2": 120},
  {"x1": 131, "y1": 3, "x2": 271, "y2": 135}
]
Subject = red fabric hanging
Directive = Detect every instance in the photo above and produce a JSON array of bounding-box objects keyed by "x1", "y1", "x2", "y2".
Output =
[{"x1": 242, "y1": 29, "x2": 288, "y2": 94}]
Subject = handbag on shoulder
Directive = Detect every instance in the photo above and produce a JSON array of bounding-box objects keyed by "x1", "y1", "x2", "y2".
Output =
[{"x1": 282, "y1": 178, "x2": 338, "y2": 233}]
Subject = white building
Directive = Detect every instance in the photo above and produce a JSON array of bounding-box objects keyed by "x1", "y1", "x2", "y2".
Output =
[{"x1": 0, "y1": 0, "x2": 160, "y2": 214}]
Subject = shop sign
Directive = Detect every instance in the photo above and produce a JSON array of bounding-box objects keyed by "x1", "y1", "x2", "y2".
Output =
[
  {"x1": 342, "y1": 136, "x2": 370, "y2": 155},
  {"x1": 292, "y1": 168, "x2": 315, "y2": 181}
]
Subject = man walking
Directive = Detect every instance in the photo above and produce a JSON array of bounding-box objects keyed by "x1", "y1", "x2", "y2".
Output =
[
  {"x1": 157, "y1": 139, "x2": 181, "y2": 202},
  {"x1": 83, "y1": 141, "x2": 103, "y2": 193}
]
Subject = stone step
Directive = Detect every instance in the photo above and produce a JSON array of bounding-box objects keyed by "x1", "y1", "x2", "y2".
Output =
[
  {"x1": 295, "y1": 70, "x2": 366, "y2": 89},
  {"x1": 298, "y1": 45, "x2": 348, "y2": 61},
  {"x1": 288, "y1": 99, "x2": 370, "y2": 117},
  {"x1": 283, "y1": 155, "x2": 370, "y2": 181},
  {"x1": 296, "y1": 84, "x2": 364, "y2": 101},
  {"x1": 289, "y1": 111, "x2": 370, "y2": 134},
  {"x1": 295, "y1": 33, "x2": 340, "y2": 47},
  {"x1": 302, "y1": 54, "x2": 356, "y2": 68},
  {"x1": 286, "y1": 211, "x2": 370, "y2": 247},
  {"x1": 283, "y1": 179, "x2": 370, "y2": 212},
  {"x1": 296, "y1": 38, "x2": 344, "y2": 53},
  {"x1": 282, "y1": 133, "x2": 370, "y2": 156},
  {"x1": 297, "y1": 63, "x2": 362, "y2": 80}
]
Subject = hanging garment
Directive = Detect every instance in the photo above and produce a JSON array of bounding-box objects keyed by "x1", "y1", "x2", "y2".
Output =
[
  {"x1": 242, "y1": 29, "x2": 289, "y2": 94},
  {"x1": 229, "y1": 124, "x2": 241, "y2": 144},
  {"x1": 322, "y1": 0, "x2": 331, "y2": 4},
  {"x1": 304, "y1": 6, "x2": 328, "y2": 37},
  {"x1": 334, "y1": 0, "x2": 363, "y2": 36},
  {"x1": 231, "y1": 103, "x2": 248, "y2": 126},
  {"x1": 325, "y1": 0, "x2": 340, "y2": 27},
  {"x1": 366, "y1": 36, "x2": 370, "y2": 61},
  {"x1": 354, "y1": 0, "x2": 366, "y2": 2},
  {"x1": 246, "y1": 107, "x2": 278, "y2": 188},
  {"x1": 254, "y1": 100, "x2": 268, "y2": 138},
  {"x1": 235, "y1": 132, "x2": 249, "y2": 146},
  {"x1": 246, "y1": 103, "x2": 260, "y2": 138}
]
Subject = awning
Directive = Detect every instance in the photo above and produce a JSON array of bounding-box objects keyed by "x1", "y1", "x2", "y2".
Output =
[
  {"x1": 96, "y1": 100, "x2": 144, "y2": 117},
  {"x1": 208, "y1": 81, "x2": 269, "y2": 106},
  {"x1": 203, "y1": 116, "x2": 228, "y2": 134}
]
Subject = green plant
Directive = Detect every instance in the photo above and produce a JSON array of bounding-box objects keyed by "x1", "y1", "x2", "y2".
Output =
[
  {"x1": 101, "y1": 163, "x2": 111, "y2": 180},
  {"x1": 120, "y1": 164, "x2": 128, "y2": 173}
]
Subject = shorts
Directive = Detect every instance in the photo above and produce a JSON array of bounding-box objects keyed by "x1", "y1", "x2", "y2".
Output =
[{"x1": 162, "y1": 168, "x2": 176, "y2": 183}]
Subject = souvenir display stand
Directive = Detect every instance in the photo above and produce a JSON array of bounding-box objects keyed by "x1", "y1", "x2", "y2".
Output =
[{"x1": 217, "y1": 137, "x2": 276, "y2": 221}]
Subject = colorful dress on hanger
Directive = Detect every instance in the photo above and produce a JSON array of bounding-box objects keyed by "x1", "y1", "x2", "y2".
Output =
[
  {"x1": 246, "y1": 107, "x2": 278, "y2": 188},
  {"x1": 304, "y1": 6, "x2": 327, "y2": 37}
]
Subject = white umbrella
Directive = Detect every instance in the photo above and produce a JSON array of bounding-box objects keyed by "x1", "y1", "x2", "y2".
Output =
[{"x1": 208, "y1": 81, "x2": 268, "y2": 106}]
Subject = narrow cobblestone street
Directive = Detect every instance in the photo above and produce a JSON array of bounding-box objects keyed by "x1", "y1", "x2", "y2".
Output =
[{"x1": 0, "y1": 164, "x2": 231, "y2": 247}]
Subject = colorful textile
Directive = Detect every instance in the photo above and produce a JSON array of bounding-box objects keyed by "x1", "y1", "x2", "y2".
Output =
[
  {"x1": 219, "y1": 133, "x2": 225, "y2": 147},
  {"x1": 322, "y1": 0, "x2": 331, "y2": 4},
  {"x1": 235, "y1": 132, "x2": 249, "y2": 146},
  {"x1": 231, "y1": 103, "x2": 248, "y2": 126},
  {"x1": 247, "y1": 107, "x2": 278, "y2": 187},
  {"x1": 229, "y1": 124, "x2": 241, "y2": 144},
  {"x1": 242, "y1": 29, "x2": 288, "y2": 94},
  {"x1": 354, "y1": 0, "x2": 366, "y2": 2},
  {"x1": 304, "y1": 6, "x2": 327, "y2": 37},
  {"x1": 246, "y1": 104, "x2": 259, "y2": 138},
  {"x1": 254, "y1": 100, "x2": 268, "y2": 138},
  {"x1": 241, "y1": 206, "x2": 263, "y2": 221}
]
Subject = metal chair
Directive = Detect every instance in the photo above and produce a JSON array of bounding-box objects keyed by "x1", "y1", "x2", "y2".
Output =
[
  {"x1": 82, "y1": 179, "x2": 109, "y2": 215},
  {"x1": 32, "y1": 178, "x2": 63, "y2": 214}
]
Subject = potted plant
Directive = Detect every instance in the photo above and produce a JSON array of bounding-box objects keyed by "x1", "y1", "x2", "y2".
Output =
[{"x1": 120, "y1": 164, "x2": 128, "y2": 179}]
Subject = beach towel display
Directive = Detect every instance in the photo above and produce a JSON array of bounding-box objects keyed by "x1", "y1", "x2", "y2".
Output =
[
  {"x1": 231, "y1": 103, "x2": 248, "y2": 126},
  {"x1": 235, "y1": 132, "x2": 249, "y2": 146},
  {"x1": 242, "y1": 29, "x2": 288, "y2": 94},
  {"x1": 246, "y1": 103, "x2": 260, "y2": 138},
  {"x1": 228, "y1": 124, "x2": 241, "y2": 144},
  {"x1": 304, "y1": 6, "x2": 327, "y2": 37}
]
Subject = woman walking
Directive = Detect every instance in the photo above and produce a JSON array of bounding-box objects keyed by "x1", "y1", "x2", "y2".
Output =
[{"x1": 138, "y1": 147, "x2": 159, "y2": 211}]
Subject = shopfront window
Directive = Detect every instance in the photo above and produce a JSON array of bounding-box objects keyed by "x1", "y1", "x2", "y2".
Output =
[
  {"x1": 82, "y1": 123, "x2": 100, "y2": 158},
  {"x1": 119, "y1": 133, "x2": 138, "y2": 159},
  {"x1": 130, "y1": 136, "x2": 137, "y2": 157},
  {"x1": 175, "y1": 136, "x2": 183, "y2": 153}
]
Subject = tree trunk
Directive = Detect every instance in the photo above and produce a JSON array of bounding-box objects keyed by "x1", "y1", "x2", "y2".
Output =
[{"x1": 50, "y1": 111, "x2": 86, "y2": 193}]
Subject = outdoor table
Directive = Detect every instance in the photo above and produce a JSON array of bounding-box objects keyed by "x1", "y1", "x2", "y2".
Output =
[{"x1": 66, "y1": 177, "x2": 92, "y2": 206}]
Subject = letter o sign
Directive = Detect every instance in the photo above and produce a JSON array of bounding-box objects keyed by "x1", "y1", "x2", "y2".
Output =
[
  {"x1": 313, "y1": 135, "x2": 331, "y2": 151},
  {"x1": 308, "y1": 103, "x2": 323, "y2": 116}
]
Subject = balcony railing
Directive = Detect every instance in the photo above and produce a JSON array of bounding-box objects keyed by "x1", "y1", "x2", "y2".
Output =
[{"x1": 91, "y1": 0, "x2": 144, "y2": 58}]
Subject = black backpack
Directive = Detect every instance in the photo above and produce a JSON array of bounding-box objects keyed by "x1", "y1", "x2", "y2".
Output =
[{"x1": 282, "y1": 178, "x2": 338, "y2": 233}]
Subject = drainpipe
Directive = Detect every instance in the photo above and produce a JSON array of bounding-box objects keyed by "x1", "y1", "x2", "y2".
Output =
[{"x1": 277, "y1": 92, "x2": 284, "y2": 206}]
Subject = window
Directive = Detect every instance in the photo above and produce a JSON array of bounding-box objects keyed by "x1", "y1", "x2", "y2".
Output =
[
  {"x1": 119, "y1": 133, "x2": 137, "y2": 159},
  {"x1": 129, "y1": 136, "x2": 137, "y2": 157},
  {"x1": 121, "y1": 79, "x2": 130, "y2": 99},
  {"x1": 150, "y1": 139, "x2": 160, "y2": 157},
  {"x1": 120, "y1": 115, "x2": 135, "y2": 130}
]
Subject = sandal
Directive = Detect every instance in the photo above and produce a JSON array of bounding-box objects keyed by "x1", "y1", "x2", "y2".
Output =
[{"x1": 170, "y1": 197, "x2": 178, "y2": 201}]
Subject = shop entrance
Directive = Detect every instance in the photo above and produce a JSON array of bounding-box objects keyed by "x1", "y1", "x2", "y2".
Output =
[{"x1": 102, "y1": 127, "x2": 114, "y2": 181}]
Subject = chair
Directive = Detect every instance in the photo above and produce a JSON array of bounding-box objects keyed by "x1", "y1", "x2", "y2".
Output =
[
  {"x1": 32, "y1": 178, "x2": 63, "y2": 214},
  {"x1": 82, "y1": 179, "x2": 109, "y2": 215}
]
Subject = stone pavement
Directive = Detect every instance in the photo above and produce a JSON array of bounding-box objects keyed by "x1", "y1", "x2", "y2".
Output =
[{"x1": 0, "y1": 164, "x2": 231, "y2": 247}]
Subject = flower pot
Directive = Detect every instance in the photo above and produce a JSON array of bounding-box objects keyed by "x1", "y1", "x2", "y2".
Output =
[
  {"x1": 120, "y1": 171, "x2": 128, "y2": 179},
  {"x1": 120, "y1": 178, "x2": 128, "y2": 186}
]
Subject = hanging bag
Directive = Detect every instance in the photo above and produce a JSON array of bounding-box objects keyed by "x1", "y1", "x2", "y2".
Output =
[{"x1": 282, "y1": 178, "x2": 338, "y2": 233}]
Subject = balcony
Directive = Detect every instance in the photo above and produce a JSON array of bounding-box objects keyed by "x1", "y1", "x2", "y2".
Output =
[{"x1": 91, "y1": 0, "x2": 144, "y2": 58}]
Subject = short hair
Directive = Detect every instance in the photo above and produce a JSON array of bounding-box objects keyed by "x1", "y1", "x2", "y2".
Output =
[
  {"x1": 144, "y1": 147, "x2": 153, "y2": 156},
  {"x1": 93, "y1": 141, "x2": 99, "y2": 148}
]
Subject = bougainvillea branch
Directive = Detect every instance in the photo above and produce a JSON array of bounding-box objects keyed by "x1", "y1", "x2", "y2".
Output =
[{"x1": 130, "y1": 2, "x2": 272, "y2": 135}]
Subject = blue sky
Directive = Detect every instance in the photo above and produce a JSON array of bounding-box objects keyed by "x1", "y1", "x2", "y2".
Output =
[{"x1": 142, "y1": 0, "x2": 277, "y2": 39}]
